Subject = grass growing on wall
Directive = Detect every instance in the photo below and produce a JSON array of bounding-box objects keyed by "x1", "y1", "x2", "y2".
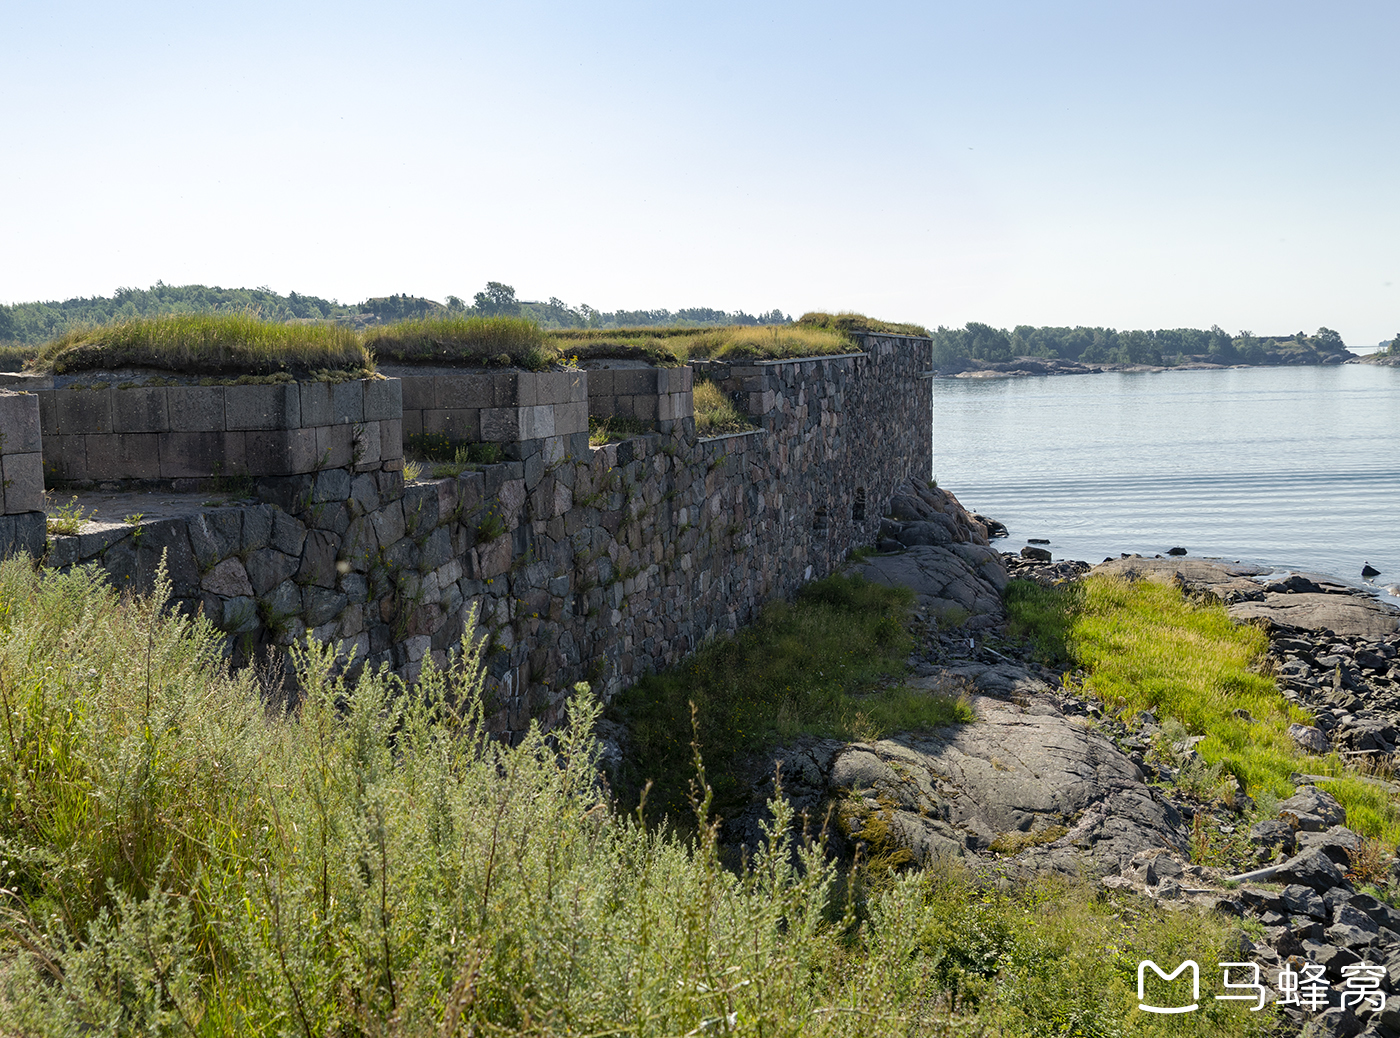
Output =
[
  {"x1": 796, "y1": 311, "x2": 932, "y2": 338},
  {"x1": 693, "y1": 377, "x2": 754, "y2": 435},
  {"x1": 0, "y1": 559, "x2": 1270, "y2": 1037},
  {"x1": 611, "y1": 574, "x2": 970, "y2": 821},
  {"x1": 554, "y1": 323, "x2": 856, "y2": 364},
  {"x1": 31, "y1": 311, "x2": 371, "y2": 376},
  {"x1": 367, "y1": 314, "x2": 552, "y2": 369},
  {"x1": 1005, "y1": 575, "x2": 1400, "y2": 843},
  {"x1": 25, "y1": 311, "x2": 914, "y2": 379}
]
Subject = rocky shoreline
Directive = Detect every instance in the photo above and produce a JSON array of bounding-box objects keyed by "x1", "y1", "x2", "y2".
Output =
[
  {"x1": 713, "y1": 480, "x2": 1400, "y2": 1037},
  {"x1": 936, "y1": 349, "x2": 1365, "y2": 379}
]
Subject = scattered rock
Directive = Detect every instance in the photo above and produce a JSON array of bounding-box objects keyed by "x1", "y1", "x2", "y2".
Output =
[
  {"x1": 1287, "y1": 723, "x2": 1330, "y2": 755},
  {"x1": 1166, "y1": 546, "x2": 1187, "y2": 556},
  {"x1": 852, "y1": 544, "x2": 1007, "y2": 625},
  {"x1": 1278, "y1": 786, "x2": 1347, "y2": 831},
  {"x1": 1020, "y1": 545, "x2": 1052, "y2": 562}
]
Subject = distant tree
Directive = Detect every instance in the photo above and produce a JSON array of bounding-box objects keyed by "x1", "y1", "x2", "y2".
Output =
[
  {"x1": 963, "y1": 321, "x2": 1012, "y2": 361},
  {"x1": 1313, "y1": 327, "x2": 1345, "y2": 350},
  {"x1": 473, "y1": 282, "x2": 521, "y2": 318}
]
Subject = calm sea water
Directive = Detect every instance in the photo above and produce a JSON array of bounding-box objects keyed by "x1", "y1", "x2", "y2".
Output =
[{"x1": 931, "y1": 365, "x2": 1400, "y2": 606}]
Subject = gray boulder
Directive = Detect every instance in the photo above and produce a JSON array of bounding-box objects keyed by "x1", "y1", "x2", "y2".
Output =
[
  {"x1": 825, "y1": 691, "x2": 1186, "y2": 876},
  {"x1": 1279, "y1": 786, "x2": 1347, "y2": 831},
  {"x1": 1288, "y1": 723, "x2": 1330, "y2": 754},
  {"x1": 851, "y1": 543, "x2": 1007, "y2": 623}
]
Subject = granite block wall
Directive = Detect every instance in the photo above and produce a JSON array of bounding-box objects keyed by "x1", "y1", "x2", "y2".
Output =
[
  {"x1": 26, "y1": 333, "x2": 932, "y2": 739},
  {"x1": 583, "y1": 362, "x2": 695, "y2": 434},
  {"x1": 383, "y1": 366, "x2": 590, "y2": 464},
  {"x1": 0, "y1": 389, "x2": 46, "y2": 558},
  {"x1": 33, "y1": 376, "x2": 402, "y2": 482}
]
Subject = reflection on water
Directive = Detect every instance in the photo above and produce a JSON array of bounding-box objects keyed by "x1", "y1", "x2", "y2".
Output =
[{"x1": 931, "y1": 365, "x2": 1400, "y2": 605}]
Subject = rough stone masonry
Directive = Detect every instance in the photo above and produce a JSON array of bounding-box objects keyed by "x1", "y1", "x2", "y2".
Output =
[{"x1": 0, "y1": 333, "x2": 933, "y2": 741}]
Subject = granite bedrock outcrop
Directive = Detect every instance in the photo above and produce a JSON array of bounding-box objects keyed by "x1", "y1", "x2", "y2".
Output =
[{"x1": 0, "y1": 333, "x2": 933, "y2": 741}]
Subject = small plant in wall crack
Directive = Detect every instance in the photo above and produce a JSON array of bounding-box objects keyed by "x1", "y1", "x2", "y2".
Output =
[
  {"x1": 476, "y1": 506, "x2": 507, "y2": 543},
  {"x1": 46, "y1": 495, "x2": 95, "y2": 536}
]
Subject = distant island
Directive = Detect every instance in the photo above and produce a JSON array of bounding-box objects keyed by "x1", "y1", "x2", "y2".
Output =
[{"x1": 928, "y1": 322, "x2": 1374, "y2": 376}]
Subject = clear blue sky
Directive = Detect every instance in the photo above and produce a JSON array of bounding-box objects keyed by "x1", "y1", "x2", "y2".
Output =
[{"x1": 4, "y1": 1, "x2": 1397, "y2": 346}]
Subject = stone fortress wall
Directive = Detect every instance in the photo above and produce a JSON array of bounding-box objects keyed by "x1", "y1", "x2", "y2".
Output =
[{"x1": 0, "y1": 333, "x2": 933, "y2": 739}]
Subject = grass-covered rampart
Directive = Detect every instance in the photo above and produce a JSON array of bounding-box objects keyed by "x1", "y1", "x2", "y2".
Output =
[
  {"x1": 25, "y1": 310, "x2": 923, "y2": 378},
  {"x1": 0, "y1": 559, "x2": 1271, "y2": 1036},
  {"x1": 31, "y1": 312, "x2": 371, "y2": 377},
  {"x1": 1007, "y1": 575, "x2": 1400, "y2": 844}
]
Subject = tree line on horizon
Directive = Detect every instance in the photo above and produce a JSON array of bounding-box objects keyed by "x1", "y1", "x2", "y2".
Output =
[
  {"x1": 0, "y1": 281, "x2": 792, "y2": 347},
  {"x1": 930, "y1": 321, "x2": 1355, "y2": 367}
]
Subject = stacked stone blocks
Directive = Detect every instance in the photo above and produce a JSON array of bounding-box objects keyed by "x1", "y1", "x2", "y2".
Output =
[
  {"x1": 36, "y1": 377, "x2": 402, "y2": 481},
  {"x1": 584, "y1": 364, "x2": 695, "y2": 434},
  {"x1": 30, "y1": 334, "x2": 932, "y2": 740},
  {"x1": 386, "y1": 367, "x2": 589, "y2": 464},
  {"x1": 0, "y1": 389, "x2": 46, "y2": 557}
]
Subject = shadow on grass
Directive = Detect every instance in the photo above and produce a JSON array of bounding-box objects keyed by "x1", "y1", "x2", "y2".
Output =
[{"x1": 609, "y1": 574, "x2": 971, "y2": 824}]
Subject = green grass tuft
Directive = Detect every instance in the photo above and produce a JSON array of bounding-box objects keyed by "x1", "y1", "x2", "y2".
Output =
[
  {"x1": 693, "y1": 377, "x2": 754, "y2": 435},
  {"x1": 796, "y1": 310, "x2": 931, "y2": 338},
  {"x1": 1006, "y1": 575, "x2": 1400, "y2": 844},
  {"x1": 31, "y1": 311, "x2": 371, "y2": 376},
  {"x1": 1009, "y1": 576, "x2": 1309, "y2": 798},
  {"x1": 611, "y1": 573, "x2": 968, "y2": 821},
  {"x1": 367, "y1": 314, "x2": 551, "y2": 369},
  {"x1": 554, "y1": 323, "x2": 856, "y2": 364}
]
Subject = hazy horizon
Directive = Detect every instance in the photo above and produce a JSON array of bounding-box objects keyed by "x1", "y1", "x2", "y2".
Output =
[{"x1": 4, "y1": 1, "x2": 1397, "y2": 347}]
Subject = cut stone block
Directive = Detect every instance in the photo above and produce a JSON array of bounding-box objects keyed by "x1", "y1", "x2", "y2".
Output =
[
  {"x1": 246, "y1": 428, "x2": 318, "y2": 475},
  {"x1": 299, "y1": 382, "x2": 335, "y2": 427},
  {"x1": 224, "y1": 383, "x2": 300, "y2": 430},
  {"x1": 330, "y1": 380, "x2": 364, "y2": 424},
  {"x1": 523, "y1": 405, "x2": 554, "y2": 440},
  {"x1": 494, "y1": 373, "x2": 534, "y2": 408},
  {"x1": 2, "y1": 452, "x2": 43, "y2": 513},
  {"x1": 86, "y1": 433, "x2": 161, "y2": 479},
  {"x1": 480, "y1": 407, "x2": 524, "y2": 442},
  {"x1": 36, "y1": 391, "x2": 57, "y2": 435},
  {"x1": 0, "y1": 391, "x2": 42, "y2": 453},
  {"x1": 56, "y1": 386, "x2": 113, "y2": 434},
  {"x1": 353, "y1": 421, "x2": 381, "y2": 466},
  {"x1": 436, "y1": 374, "x2": 495, "y2": 410},
  {"x1": 44, "y1": 434, "x2": 88, "y2": 481},
  {"x1": 167, "y1": 386, "x2": 224, "y2": 432},
  {"x1": 586, "y1": 369, "x2": 614, "y2": 395},
  {"x1": 556, "y1": 400, "x2": 588, "y2": 434},
  {"x1": 398, "y1": 375, "x2": 436, "y2": 411},
  {"x1": 316, "y1": 423, "x2": 354, "y2": 469},
  {"x1": 159, "y1": 432, "x2": 225, "y2": 478},
  {"x1": 379, "y1": 419, "x2": 403, "y2": 461},
  {"x1": 613, "y1": 369, "x2": 654, "y2": 395},
  {"x1": 422, "y1": 409, "x2": 481, "y2": 442},
  {"x1": 112, "y1": 386, "x2": 170, "y2": 433},
  {"x1": 363, "y1": 377, "x2": 401, "y2": 422}
]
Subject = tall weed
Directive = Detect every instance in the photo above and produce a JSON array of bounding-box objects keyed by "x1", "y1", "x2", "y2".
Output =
[{"x1": 0, "y1": 560, "x2": 1274, "y2": 1036}]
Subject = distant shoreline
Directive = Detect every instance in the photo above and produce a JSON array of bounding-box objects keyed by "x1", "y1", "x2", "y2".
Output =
[{"x1": 936, "y1": 353, "x2": 1398, "y2": 379}]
